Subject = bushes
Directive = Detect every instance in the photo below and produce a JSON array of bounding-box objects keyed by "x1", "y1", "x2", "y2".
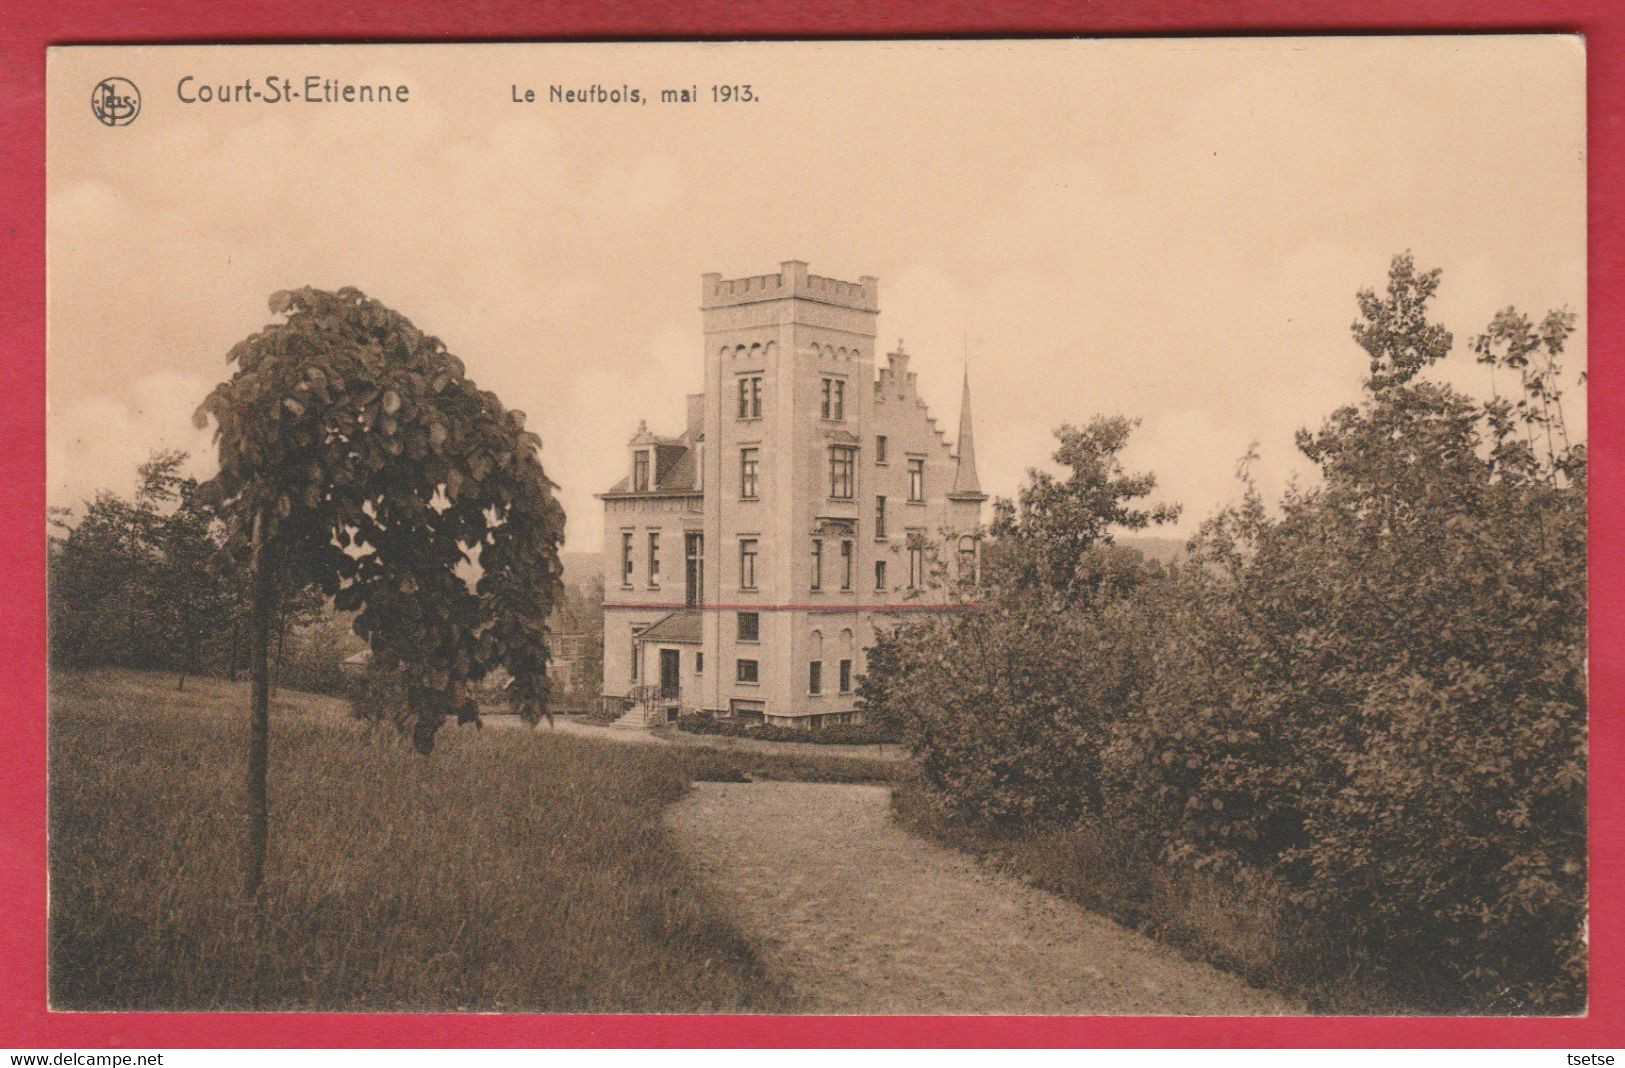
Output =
[
  {"x1": 868, "y1": 256, "x2": 1587, "y2": 1011},
  {"x1": 674, "y1": 712, "x2": 895, "y2": 747}
]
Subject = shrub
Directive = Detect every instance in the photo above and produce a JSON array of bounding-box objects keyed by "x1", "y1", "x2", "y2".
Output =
[
  {"x1": 862, "y1": 256, "x2": 1588, "y2": 1011},
  {"x1": 674, "y1": 711, "x2": 896, "y2": 746}
]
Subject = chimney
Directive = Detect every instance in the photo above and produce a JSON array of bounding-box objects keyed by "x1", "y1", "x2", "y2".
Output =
[{"x1": 686, "y1": 393, "x2": 704, "y2": 432}]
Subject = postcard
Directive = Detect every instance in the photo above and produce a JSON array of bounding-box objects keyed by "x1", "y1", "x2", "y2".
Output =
[{"x1": 45, "y1": 38, "x2": 1586, "y2": 1016}]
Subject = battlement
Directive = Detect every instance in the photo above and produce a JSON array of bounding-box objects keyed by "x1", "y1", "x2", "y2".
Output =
[{"x1": 701, "y1": 260, "x2": 879, "y2": 312}]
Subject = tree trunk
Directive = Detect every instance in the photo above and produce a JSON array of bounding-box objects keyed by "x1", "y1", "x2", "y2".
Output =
[
  {"x1": 271, "y1": 610, "x2": 287, "y2": 698},
  {"x1": 245, "y1": 512, "x2": 273, "y2": 898},
  {"x1": 228, "y1": 620, "x2": 242, "y2": 683}
]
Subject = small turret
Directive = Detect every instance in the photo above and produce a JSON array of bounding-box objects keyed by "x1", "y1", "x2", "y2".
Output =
[{"x1": 949, "y1": 367, "x2": 986, "y2": 501}]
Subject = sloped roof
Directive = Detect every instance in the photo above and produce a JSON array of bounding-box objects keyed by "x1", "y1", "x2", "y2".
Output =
[
  {"x1": 601, "y1": 423, "x2": 703, "y2": 497},
  {"x1": 637, "y1": 610, "x2": 703, "y2": 644}
]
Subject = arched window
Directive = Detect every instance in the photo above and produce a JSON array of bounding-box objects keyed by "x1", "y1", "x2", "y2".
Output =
[
  {"x1": 808, "y1": 630, "x2": 825, "y2": 696},
  {"x1": 958, "y1": 535, "x2": 979, "y2": 585}
]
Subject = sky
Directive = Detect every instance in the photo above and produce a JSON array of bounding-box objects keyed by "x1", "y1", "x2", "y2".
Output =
[{"x1": 48, "y1": 38, "x2": 1586, "y2": 549}]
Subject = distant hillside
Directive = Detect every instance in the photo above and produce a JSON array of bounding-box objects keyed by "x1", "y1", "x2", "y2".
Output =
[
  {"x1": 1117, "y1": 534, "x2": 1187, "y2": 565},
  {"x1": 560, "y1": 551, "x2": 604, "y2": 590}
]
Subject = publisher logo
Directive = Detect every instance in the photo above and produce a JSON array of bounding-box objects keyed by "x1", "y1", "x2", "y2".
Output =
[{"x1": 91, "y1": 77, "x2": 141, "y2": 126}]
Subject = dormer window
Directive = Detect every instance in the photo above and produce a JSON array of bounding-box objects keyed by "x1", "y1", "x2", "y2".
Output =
[{"x1": 633, "y1": 450, "x2": 651, "y2": 492}]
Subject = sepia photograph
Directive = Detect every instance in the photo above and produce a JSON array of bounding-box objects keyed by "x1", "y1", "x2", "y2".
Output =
[{"x1": 43, "y1": 37, "x2": 1587, "y2": 1018}]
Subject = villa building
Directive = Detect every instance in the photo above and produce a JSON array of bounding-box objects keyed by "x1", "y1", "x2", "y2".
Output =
[{"x1": 598, "y1": 261, "x2": 986, "y2": 728}]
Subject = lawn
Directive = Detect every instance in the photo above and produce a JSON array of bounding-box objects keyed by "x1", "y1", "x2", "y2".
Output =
[{"x1": 48, "y1": 669, "x2": 887, "y2": 1012}]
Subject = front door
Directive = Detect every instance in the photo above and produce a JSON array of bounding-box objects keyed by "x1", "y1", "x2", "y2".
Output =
[{"x1": 659, "y1": 648, "x2": 681, "y2": 701}]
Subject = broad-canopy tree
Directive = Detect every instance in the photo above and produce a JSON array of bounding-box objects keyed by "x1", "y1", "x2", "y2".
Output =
[{"x1": 194, "y1": 286, "x2": 565, "y2": 894}]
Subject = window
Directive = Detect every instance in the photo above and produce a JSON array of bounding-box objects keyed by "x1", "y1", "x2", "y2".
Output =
[
  {"x1": 685, "y1": 532, "x2": 704, "y2": 608},
  {"x1": 695, "y1": 652, "x2": 704, "y2": 675},
  {"x1": 829, "y1": 446, "x2": 856, "y2": 500},
  {"x1": 633, "y1": 450, "x2": 651, "y2": 492},
  {"x1": 808, "y1": 660, "x2": 823, "y2": 696},
  {"x1": 875, "y1": 495, "x2": 887, "y2": 539},
  {"x1": 736, "y1": 659, "x2": 759, "y2": 684},
  {"x1": 876, "y1": 435, "x2": 888, "y2": 464},
  {"x1": 737, "y1": 375, "x2": 762, "y2": 419},
  {"x1": 958, "y1": 534, "x2": 978, "y2": 585},
  {"x1": 839, "y1": 658, "x2": 853, "y2": 694},
  {"x1": 908, "y1": 458, "x2": 925, "y2": 502},
  {"x1": 647, "y1": 531, "x2": 660, "y2": 587},
  {"x1": 811, "y1": 538, "x2": 824, "y2": 591},
  {"x1": 630, "y1": 625, "x2": 646, "y2": 681},
  {"x1": 739, "y1": 538, "x2": 758, "y2": 591},
  {"x1": 736, "y1": 611, "x2": 759, "y2": 643},
  {"x1": 840, "y1": 540, "x2": 853, "y2": 590},
  {"x1": 620, "y1": 531, "x2": 634, "y2": 586},
  {"x1": 908, "y1": 537, "x2": 925, "y2": 590},
  {"x1": 821, "y1": 378, "x2": 845, "y2": 420},
  {"x1": 875, "y1": 559, "x2": 887, "y2": 591},
  {"x1": 739, "y1": 447, "x2": 759, "y2": 499}
]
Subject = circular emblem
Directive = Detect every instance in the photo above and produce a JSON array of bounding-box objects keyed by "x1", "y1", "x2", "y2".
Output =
[{"x1": 90, "y1": 78, "x2": 141, "y2": 127}]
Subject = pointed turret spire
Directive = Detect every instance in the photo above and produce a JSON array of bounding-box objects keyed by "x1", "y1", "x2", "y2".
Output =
[{"x1": 950, "y1": 364, "x2": 986, "y2": 500}]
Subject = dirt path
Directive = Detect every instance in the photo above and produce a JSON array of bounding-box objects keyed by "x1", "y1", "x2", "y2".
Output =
[{"x1": 667, "y1": 781, "x2": 1297, "y2": 1015}]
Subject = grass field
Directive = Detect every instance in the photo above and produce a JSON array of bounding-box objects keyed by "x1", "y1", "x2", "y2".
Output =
[{"x1": 48, "y1": 670, "x2": 892, "y2": 1012}]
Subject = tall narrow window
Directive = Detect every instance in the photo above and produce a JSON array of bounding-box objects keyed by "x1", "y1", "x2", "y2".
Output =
[
  {"x1": 695, "y1": 652, "x2": 704, "y2": 675},
  {"x1": 820, "y1": 378, "x2": 846, "y2": 420},
  {"x1": 647, "y1": 532, "x2": 661, "y2": 587},
  {"x1": 739, "y1": 447, "x2": 759, "y2": 499},
  {"x1": 874, "y1": 559, "x2": 887, "y2": 591},
  {"x1": 875, "y1": 495, "x2": 888, "y2": 539},
  {"x1": 829, "y1": 446, "x2": 856, "y2": 500},
  {"x1": 633, "y1": 450, "x2": 651, "y2": 492},
  {"x1": 737, "y1": 375, "x2": 762, "y2": 419},
  {"x1": 839, "y1": 659, "x2": 853, "y2": 694},
  {"x1": 840, "y1": 540, "x2": 853, "y2": 590},
  {"x1": 908, "y1": 458, "x2": 925, "y2": 502},
  {"x1": 811, "y1": 538, "x2": 824, "y2": 591},
  {"x1": 908, "y1": 532, "x2": 925, "y2": 589},
  {"x1": 685, "y1": 532, "x2": 704, "y2": 608},
  {"x1": 630, "y1": 625, "x2": 646, "y2": 682},
  {"x1": 620, "y1": 531, "x2": 634, "y2": 586},
  {"x1": 876, "y1": 435, "x2": 888, "y2": 464},
  {"x1": 739, "y1": 538, "x2": 758, "y2": 591},
  {"x1": 808, "y1": 660, "x2": 823, "y2": 696}
]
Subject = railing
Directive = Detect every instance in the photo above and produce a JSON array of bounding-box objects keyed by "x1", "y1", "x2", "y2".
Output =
[{"x1": 631, "y1": 684, "x2": 681, "y2": 709}]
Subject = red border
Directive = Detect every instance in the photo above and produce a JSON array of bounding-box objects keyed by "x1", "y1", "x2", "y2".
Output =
[{"x1": 2, "y1": 0, "x2": 1619, "y2": 1049}]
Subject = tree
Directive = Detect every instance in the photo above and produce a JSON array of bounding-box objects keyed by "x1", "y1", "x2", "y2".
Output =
[
  {"x1": 988, "y1": 416, "x2": 1180, "y2": 598},
  {"x1": 194, "y1": 287, "x2": 566, "y2": 895}
]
